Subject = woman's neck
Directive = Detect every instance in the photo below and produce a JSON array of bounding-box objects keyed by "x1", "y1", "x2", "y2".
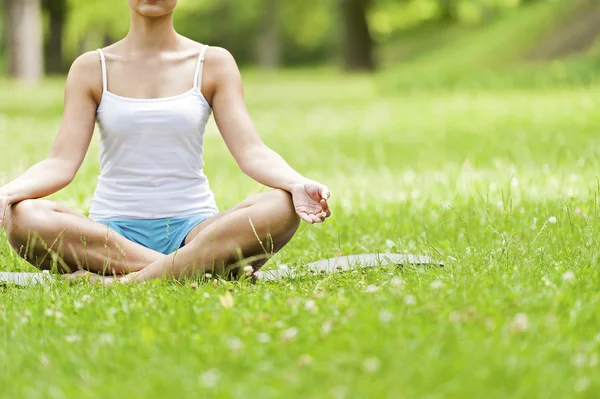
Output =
[{"x1": 123, "y1": 11, "x2": 179, "y2": 55}]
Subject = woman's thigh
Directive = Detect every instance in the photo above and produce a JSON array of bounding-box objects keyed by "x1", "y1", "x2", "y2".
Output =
[
  {"x1": 182, "y1": 190, "x2": 279, "y2": 246},
  {"x1": 5, "y1": 199, "x2": 163, "y2": 274}
]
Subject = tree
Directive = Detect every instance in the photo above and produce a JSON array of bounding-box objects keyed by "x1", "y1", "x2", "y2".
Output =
[
  {"x1": 339, "y1": 0, "x2": 376, "y2": 71},
  {"x1": 255, "y1": 0, "x2": 280, "y2": 69},
  {"x1": 4, "y1": 0, "x2": 44, "y2": 81},
  {"x1": 42, "y1": 0, "x2": 68, "y2": 73},
  {"x1": 437, "y1": 0, "x2": 458, "y2": 22}
]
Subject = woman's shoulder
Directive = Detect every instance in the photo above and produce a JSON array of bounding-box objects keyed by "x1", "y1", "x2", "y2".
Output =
[{"x1": 65, "y1": 51, "x2": 105, "y2": 101}]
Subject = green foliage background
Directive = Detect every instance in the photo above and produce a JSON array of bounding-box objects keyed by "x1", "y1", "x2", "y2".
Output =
[{"x1": 2, "y1": 0, "x2": 584, "y2": 71}]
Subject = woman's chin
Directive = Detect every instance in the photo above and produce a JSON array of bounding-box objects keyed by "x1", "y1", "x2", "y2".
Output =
[{"x1": 137, "y1": 6, "x2": 173, "y2": 17}]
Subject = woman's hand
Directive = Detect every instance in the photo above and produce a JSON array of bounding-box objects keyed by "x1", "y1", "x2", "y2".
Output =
[
  {"x1": 290, "y1": 181, "x2": 332, "y2": 224},
  {"x1": 0, "y1": 191, "x2": 10, "y2": 231}
]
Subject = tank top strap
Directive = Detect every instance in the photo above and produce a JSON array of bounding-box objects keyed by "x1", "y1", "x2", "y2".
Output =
[
  {"x1": 193, "y1": 45, "x2": 210, "y2": 89},
  {"x1": 96, "y1": 49, "x2": 108, "y2": 92}
]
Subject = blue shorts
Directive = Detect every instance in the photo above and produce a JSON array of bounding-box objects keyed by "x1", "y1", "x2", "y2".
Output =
[{"x1": 94, "y1": 214, "x2": 213, "y2": 255}]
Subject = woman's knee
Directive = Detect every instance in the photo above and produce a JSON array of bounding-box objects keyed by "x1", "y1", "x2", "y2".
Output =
[
  {"x1": 269, "y1": 189, "x2": 300, "y2": 227},
  {"x1": 7, "y1": 200, "x2": 53, "y2": 242}
]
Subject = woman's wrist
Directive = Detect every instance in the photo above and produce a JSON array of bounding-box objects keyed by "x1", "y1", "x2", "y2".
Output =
[
  {"x1": 0, "y1": 189, "x2": 11, "y2": 205},
  {"x1": 286, "y1": 178, "x2": 311, "y2": 192}
]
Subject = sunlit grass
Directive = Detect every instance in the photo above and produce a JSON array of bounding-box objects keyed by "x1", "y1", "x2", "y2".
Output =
[{"x1": 1, "y1": 69, "x2": 600, "y2": 398}]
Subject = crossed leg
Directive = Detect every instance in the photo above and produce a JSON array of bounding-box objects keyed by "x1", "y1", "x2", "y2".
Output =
[{"x1": 4, "y1": 189, "x2": 300, "y2": 279}]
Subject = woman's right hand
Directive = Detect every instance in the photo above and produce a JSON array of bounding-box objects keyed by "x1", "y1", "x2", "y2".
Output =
[{"x1": 0, "y1": 191, "x2": 10, "y2": 231}]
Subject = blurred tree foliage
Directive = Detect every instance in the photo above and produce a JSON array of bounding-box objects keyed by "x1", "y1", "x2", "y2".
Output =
[{"x1": 0, "y1": 0, "x2": 580, "y2": 74}]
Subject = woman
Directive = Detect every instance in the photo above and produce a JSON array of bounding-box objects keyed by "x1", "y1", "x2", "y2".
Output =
[{"x1": 0, "y1": 0, "x2": 331, "y2": 283}]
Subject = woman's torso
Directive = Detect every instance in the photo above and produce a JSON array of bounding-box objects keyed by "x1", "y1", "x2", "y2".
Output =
[{"x1": 88, "y1": 43, "x2": 219, "y2": 220}]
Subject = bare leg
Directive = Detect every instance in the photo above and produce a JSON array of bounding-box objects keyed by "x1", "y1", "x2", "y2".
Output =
[
  {"x1": 128, "y1": 189, "x2": 301, "y2": 281},
  {"x1": 4, "y1": 199, "x2": 163, "y2": 274}
]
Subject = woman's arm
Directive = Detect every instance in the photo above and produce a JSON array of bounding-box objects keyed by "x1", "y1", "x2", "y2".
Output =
[
  {"x1": 0, "y1": 53, "x2": 99, "y2": 225},
  {"x1": 206, "y1": 48, "x2": 331, "y2": 224}
]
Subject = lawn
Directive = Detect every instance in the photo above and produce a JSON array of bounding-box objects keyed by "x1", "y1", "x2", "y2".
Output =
[{"x1": 1, "y1": 69, "x2": 600, "y2": 398}]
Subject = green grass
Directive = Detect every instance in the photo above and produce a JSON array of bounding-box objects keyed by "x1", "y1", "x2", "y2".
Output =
[{"x1": 2, "y1": 67, "x2": 600, "y2": 398}]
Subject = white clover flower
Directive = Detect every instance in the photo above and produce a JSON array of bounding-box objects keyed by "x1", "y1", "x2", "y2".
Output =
[
  {"x1": 572, "y1": 353, "x2": 586, "y2": 368},
  {"x1": 257, "y1": 333, "x2": 271, "y2": 343},
  {"x1": 281, "y1": 327, "x2": 298, "y2": 342},
  {"x1": 65, "y1": 335, "x2": 81, "y2": 343},
  {"x1": 575, "y1": 377, "x2": 590, "y2": 392},
  {"x1": 496, "y1": 200, "x2": 504, "y2": 212},
  {"x1": 321, "y1": 320, "x2": 333, "y2": 337},
  {"x1": 297, "y1": 354, "x2": 313, "y2": 367},
  {"x1": 390, "y1": 277, "x2": 404, "y2": 288},
  {"x1": 305, "y1": 300, "x2": 317, "y2": 312},
  {"x1": 363, "y1": 358, "x2": 381, "y2": 373},
  {"x1": 562, "y1": 271, "x2": 575, "y2": 282},
  {"x1": 430, "y1": 280, "x2": 443, "y2": 290},
  {"x1": 199, "y1": 369, "x2": 220, "y2": 388},
  {"x1": 510, "y1": 313, "x2": 530, "y2": 332},
  {"x1": 404, "y1": 295, "x2": 416, "y2": 305},
  {"x1": 365, "y1": 285, "x2": 379, "y2": 293},
  {"x1": 379, "y1": 310, "x2": 393, "y2": 323},
  {"x1": 228, "y1": 337, "x2": 243, "y2": 352},
  {"x1": 548, "y1": 216, "x2": 557, "y2": 224},
  {"x1": 99, "y1": 333, "x2": 115, "y2": 345}
]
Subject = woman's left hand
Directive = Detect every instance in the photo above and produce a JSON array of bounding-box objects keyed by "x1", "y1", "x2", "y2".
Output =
[{"x1": 290, "y1": 181, "x2": 332, "y2": 224}]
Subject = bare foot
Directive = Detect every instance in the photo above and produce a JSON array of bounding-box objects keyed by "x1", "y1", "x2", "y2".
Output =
[{"x1": 63, "y1": 270, "x2": 121, "y2": 286}]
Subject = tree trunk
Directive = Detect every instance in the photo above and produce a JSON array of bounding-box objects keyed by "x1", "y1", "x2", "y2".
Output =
[
  {"x1": 437, "y1": 0, "x2": 457, "y2": 22},
  {"x1": 339, "y1": 0, "x2": 375, "y2": 72},
  {"x1": 6, "y1": 0, "x2": 44, "y2": 81},
  {"x1": 42, "y1": 0, "x2": 67, "y2": 74},
  {"x1": 255, "y1": 0, "x2": 280, "y2": 69}
]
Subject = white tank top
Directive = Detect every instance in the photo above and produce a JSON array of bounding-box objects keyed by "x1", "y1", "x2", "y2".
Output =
[{"x1": 88, "y1": 45, "x2": 219, "y2": 220}]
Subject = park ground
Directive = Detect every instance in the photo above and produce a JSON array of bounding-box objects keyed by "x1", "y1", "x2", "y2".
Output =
[
  {"x1": 2, "y1": 66, "x2": 600, "y2": 398},
  {"x1": 2, "y1": 3, "x2": 600, "y2": 393}
]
